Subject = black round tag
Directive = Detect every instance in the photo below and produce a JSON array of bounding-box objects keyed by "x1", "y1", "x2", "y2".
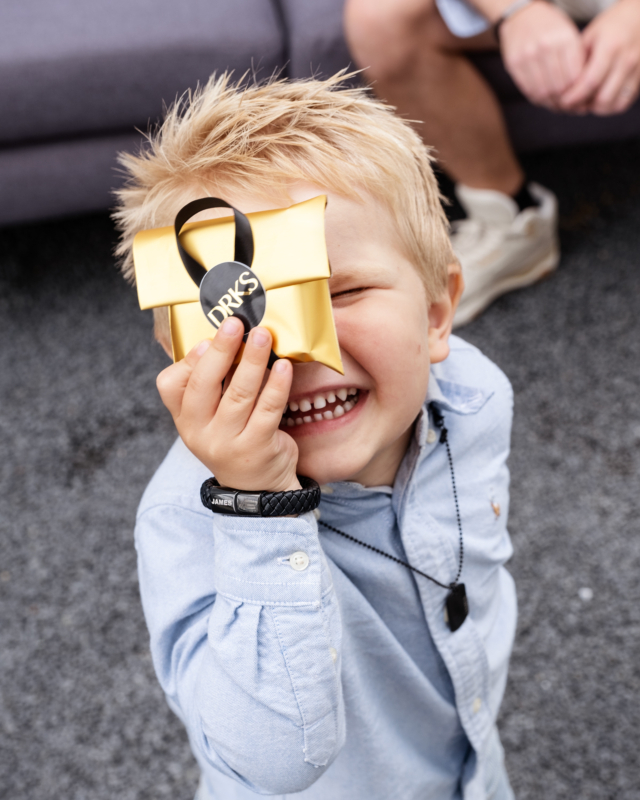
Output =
[{"x1": 199, "y1": 262, "x2": 266, "y2": 338}]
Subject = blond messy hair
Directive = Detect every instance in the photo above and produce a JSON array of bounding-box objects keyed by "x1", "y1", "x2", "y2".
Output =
[{"x1": 113, "y1": 71, "x2": 454, "y2": 348}]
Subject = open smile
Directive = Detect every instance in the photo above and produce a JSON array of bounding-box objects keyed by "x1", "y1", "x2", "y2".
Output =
[{"x1": 281, "y1": 387, "x2": 362, "y2": 428}]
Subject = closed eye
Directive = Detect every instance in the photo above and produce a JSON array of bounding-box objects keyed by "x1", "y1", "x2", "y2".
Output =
[{"x1": 331, "y1": 287, "x2": 369, "y2": 300}]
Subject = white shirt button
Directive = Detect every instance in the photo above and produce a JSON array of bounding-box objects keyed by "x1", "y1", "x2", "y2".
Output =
[
  {"x1": 329, "y1": 647, "x2": 338, "y2": 663},
  {"x1": 472, "y1": 697, "x2": 482, "y2": 714},
  {"x1": 289, "y1": 551, "x2": 310, "y2": 571},
  {"x1": 427, "y1": 428, "x2": 437, "y2": 444},
  {"x1": 313, "y1": 508, "x2": 321, "y2": 520}
]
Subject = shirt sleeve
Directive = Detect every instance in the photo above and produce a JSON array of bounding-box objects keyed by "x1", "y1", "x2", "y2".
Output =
[
  {"x1": 434, "y1": 0, "x2": 491, "y2": 37},
  {"x1": 135, "y1": 501, "x2": 345, "y2": 795}
]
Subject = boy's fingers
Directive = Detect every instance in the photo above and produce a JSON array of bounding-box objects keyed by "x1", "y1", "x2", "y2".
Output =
[
  {"x1": 156, "y1": 338, "x2": 212, "y2": 418},
  {"x1": 181, "y1": 317, "x2": 245, "y2": 426},
  {"x1": 249, "y1": 359, "x2": 293, "y2": 436},
  {"x1": 222, "y1": 363, "x2": 238, "y2": 395},
  {"x1": 184, "y1": 338, "x2": 213, "y2": 368},
  {"x1": 214, "y1": 326, "x2": 274, "y2": 435},
  {"x1": 156, "y1": 361, "x2": 192, "y2": 418}
]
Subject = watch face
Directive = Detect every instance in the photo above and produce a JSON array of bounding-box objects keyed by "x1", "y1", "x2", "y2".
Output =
[{"x1": 199, "y1": 261, "x2": 266, "y2": 337}]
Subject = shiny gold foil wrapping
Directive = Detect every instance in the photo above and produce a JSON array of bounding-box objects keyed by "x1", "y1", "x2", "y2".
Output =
[{"x1": 132, "y1": 195, "x2": 343, "y2": 373}]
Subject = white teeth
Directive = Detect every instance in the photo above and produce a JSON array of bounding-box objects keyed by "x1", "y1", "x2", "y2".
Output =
[
  {"x1": 303, "y1": 415, "x2": 312, "y2": 423},
  {"x1": 323, "y1": 410, "x2": 334, "y2": 420},
  {"x1": 291, "y1": 388, "x2": 358, "y2": 414},
  {"x1": 295, "y1": 418, "x2": 303, "y2": 426},
  {"x1": 334, "y1": 405, "x2": 345, "y2": 417},
  {"x1": 314, "y1": 413, "x2": 323, "y2": 422},
  {"x1": 286, "y1": 418, "x2": 295, "y2": 427}
]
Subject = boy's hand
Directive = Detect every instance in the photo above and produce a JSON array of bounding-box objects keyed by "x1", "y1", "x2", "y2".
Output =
[{"x1": 156, "y1": 317, "x2": 301, "y2": 493}]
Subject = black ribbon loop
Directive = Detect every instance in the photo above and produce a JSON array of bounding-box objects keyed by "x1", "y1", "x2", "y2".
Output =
[
  {"x1": 174, "y1": 197, "x2": 255, "y2": 286},
  {"x1": 174, "y1": 198, "x2": 278, "y2": 368}
]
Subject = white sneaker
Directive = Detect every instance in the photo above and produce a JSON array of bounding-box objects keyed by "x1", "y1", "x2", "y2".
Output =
[{"x1": 451, "y1": 182, "x2": 560, "y2": 328}]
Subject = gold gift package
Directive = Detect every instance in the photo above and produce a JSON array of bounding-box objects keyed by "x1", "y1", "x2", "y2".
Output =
[{"x1": 132, "y1": 195, "x2": 343, "y2": 374}]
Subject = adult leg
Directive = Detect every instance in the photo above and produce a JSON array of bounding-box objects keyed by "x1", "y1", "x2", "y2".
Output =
[
  {"x1": 344, "y1": 0, "x2": 524, "y2": 195},
  {"x1": 345, "y1": 0, "x2": 559, "y2": 327}
]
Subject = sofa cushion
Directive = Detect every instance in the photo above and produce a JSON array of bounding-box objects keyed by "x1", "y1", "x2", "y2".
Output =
[
  {"x1": 0, "y1": 0, "x2": 285, "y2": 145},
  {"x1": 0, "y1": 133, "x2": 145, "y2": 225},
  {"x1": 278, "y1": 0, "x2": 353, "y2": 80}
]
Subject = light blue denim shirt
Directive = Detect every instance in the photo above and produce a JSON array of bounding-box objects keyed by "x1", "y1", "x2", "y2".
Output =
[{"x1": 136, "y1": 336, "x2": 517, "y2": 800}]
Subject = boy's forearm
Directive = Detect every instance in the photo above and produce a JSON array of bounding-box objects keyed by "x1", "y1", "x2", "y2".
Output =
[
  {"x1": 136, "y1": 505, "x2": 345, "y2": 794},
  {"x1": 195, "y1": 511, "x2": 344, "y2": 788}
]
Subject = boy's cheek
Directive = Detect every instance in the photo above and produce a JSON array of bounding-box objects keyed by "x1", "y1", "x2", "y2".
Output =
[{"x1": 341, "y1": 291, "x2": 428, "y2": 355}]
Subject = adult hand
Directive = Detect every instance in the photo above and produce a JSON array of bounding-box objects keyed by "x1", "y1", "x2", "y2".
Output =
[
  {"x1": 156, "y1": 316, "x2": 301, "y2": 493},
  {"x1": 559, "y1": 0, "x2": 640, "y2": 115},
  {"x1": 499, "y1": 0, "x2": 586, "y2": 109}
]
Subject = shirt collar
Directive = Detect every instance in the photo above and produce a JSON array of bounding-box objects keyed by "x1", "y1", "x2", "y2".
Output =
[
  {"x1": 412, "y1": 369, "x2": 493, "y2": 448},
  {"x1": 425, "y1": 369, "x2": 493, "y2": 416}
]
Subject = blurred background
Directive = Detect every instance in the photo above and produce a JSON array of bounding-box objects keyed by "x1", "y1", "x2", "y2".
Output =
[{"x1": 2, "y1": 1, "x2": 640, "y2": 798}]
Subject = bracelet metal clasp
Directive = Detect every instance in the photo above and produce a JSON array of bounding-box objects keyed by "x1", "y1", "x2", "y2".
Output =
[{"x1": 235, "y1": 492, "x2": 261, "y2": 515}]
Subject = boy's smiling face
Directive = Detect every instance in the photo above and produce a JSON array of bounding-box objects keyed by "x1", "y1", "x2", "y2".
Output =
[
  {"x1": 173, "y1": 184, "x2": 462, "y2": 488},
  {"x1": 282, "y1": 186, "x2": 461, "y2": 487}
]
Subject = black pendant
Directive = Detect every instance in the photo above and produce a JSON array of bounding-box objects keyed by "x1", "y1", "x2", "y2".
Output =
[{"x1": 445, "y1": 583, "x2": 468, "y2": 632}]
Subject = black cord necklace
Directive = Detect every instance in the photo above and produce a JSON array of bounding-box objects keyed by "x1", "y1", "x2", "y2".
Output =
[{"x1": 318, "y1": 405, "x2": 469, "y2": 632}]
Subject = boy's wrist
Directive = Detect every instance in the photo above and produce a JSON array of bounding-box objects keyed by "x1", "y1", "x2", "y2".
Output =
[{"x1": 201, "y1": 476, "x2": 320, "y2": 517}]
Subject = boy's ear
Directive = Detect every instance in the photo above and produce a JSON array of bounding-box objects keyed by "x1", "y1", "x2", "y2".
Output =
[{"x1": 428, "y1": 263, "x2": 464, "y2": 365}]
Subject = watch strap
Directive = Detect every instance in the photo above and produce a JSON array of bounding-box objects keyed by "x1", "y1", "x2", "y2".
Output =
[{"x1": 201, "y1": 476, "x2": 321, "y2": 517}]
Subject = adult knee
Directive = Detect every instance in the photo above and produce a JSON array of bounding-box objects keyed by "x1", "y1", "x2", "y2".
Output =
[{"x1": 345, "y1": 0, "x2": 443, "y2": 82}]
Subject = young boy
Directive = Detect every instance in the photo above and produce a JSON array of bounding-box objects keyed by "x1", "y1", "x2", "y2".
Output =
[{"x1": 115, "y1": 74, "x2": 517, "y2": 800}]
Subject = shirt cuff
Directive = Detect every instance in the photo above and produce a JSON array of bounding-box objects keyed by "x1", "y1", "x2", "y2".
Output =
[{"x1": 212, "y1": 511, "x2": 326, "y2": 606}]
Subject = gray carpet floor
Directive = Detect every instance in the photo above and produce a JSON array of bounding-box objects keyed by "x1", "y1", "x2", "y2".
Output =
[{"x1": 2, "y1": 139, "x2": 640, "y2": 800}]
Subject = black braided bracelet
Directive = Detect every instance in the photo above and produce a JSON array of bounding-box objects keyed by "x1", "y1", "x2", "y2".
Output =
[{"x1": 201, "y1": 476, "x2": 321, "y2": 517}]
